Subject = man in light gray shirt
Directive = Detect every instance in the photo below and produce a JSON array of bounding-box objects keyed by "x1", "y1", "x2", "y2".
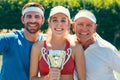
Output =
[{"x1": 73, "y1": 10, "x2": 120, "y2": 80}]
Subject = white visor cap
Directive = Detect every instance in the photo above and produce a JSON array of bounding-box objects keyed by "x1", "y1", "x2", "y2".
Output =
[
  {"x1": 74, "y1": 10, "x2": 96, "y2": 23},
  {"x1": 22, "y1": 7, "x2": 44, "y2": 17},
  {"x1": 49, "y1": 6, "x2": 71, "y2": 20}
]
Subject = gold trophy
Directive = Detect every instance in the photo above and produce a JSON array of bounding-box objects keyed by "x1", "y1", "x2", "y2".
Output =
[{"x1": 41, "y1": 47, "x2": 72, "y2": 69}]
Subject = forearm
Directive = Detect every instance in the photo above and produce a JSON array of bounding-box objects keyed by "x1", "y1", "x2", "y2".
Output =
[
  {"x1": 31, "y1": 75, "x2": 49, "y2": 80},
  {"x1": 78, "y1": 76, "x2": 86, "y2": 80}
]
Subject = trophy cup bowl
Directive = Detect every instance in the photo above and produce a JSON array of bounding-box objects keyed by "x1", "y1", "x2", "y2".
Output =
[{"x1": 47, "y1": 50, "x2": 66, "y2": 69}]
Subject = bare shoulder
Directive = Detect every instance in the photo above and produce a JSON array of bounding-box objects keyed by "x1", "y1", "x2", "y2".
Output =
[
  {"x1": 70, "y1": 40, "x2": 84, "y2": 59},
  {"x1": 32, "y1": 41, "x2": 44, "y2": 48},
  {"x1": 67, "y1": 34, "x2": 82, "y2": 49},
  {"x1": 31, "y1": 41, "x2": 44, "y2": 54},
  {"x1": 70, "y1": 40, "x2": 83, "y2": 50},
  {"x1": 30, "y1": 41, "x2": 45, "y2": 59}
]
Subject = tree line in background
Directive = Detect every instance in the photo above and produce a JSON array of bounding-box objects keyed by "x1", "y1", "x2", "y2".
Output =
[{"x1": 0, "y1": 0, "x2": 120, "y2": 49}]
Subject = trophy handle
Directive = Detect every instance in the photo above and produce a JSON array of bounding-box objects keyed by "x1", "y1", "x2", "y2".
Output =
[
  {"x1": 61, "y1": 48, "x2": 72, "y2": 69},
  {"x1": 41, "y1": 47, "x2": 50, "y2": 68},
  {"x1": 41, "y1": 47, "x2": 72, "y2": 70}
]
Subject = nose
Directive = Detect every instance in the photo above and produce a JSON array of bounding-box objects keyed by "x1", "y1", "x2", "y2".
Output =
[
  {"x1": 80, "y1": 25, "x2": 88, "y2": 31},
  {"x1": 30, "y1": 17, "x2": 36, "y2": 22},
  {"x1": 57, "y1": 21, "x2": 62, "y2": 27}
]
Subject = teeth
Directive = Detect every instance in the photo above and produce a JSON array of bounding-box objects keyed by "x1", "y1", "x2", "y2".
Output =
[
  {"x1": 28, "y1": 23, "x2": 37, "y2": 27},
  {"x1": 55, "y1": 28, "x2": 63, "y2": 31},
  {"x1": 80, "y1": 33, "x2": 88, "y2": 35},
  {"x1": 30, "y1": 24, "x2": 36, "y2": 27}
]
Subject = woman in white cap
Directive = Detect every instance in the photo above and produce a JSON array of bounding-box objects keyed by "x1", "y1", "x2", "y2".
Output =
[{"x1": 29, "y1": 6, "x2": 86, "y2": 80}]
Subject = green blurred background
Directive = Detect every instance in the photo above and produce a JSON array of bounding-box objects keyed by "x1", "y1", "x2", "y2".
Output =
[
  {"x1": 0, "y1": 0, "x2": 120, "y2": 79},
  {"x1": 0, "y1": 0, "x2": 120, "y2": 49}
]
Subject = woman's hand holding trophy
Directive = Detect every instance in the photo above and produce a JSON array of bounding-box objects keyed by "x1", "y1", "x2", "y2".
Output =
[{"x1": 41, "y1": 48, "x2": 72, "y2": 80}]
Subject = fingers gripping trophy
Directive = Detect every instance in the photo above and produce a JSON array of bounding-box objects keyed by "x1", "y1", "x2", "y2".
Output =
[{"x1": 41, "y1": 47, "x2": 72, "y2": 70}]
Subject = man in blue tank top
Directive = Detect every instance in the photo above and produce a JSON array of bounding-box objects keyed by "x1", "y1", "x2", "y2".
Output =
[{"x1": 0, "y1": 2, "x2": 45, "y2": 80}]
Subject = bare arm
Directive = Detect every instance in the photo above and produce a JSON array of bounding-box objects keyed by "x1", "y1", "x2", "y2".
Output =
[
  {"x1": 29, "y1": 42, "x2": 50, "y2": 80},
  {"x1": 29, "y1": 42, "x2": 40, "y2": 80},
  {"x1": 29, "y1": 42, "x2": 61, "y2": 80},
  {"x1": 74, "y1": 43, "x2": 86, "y2": 80}
]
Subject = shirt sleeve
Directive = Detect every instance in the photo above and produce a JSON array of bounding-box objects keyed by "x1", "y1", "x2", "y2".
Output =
[
  {"x1": 107, "y1": 47, "x2": 120, "y2": 73},
  {"x1": 38, "y1": 34, "x2": 46, "y2": 41},
  {"x1": 0, "y1": 33, "x2": 15, "y2": 54}
]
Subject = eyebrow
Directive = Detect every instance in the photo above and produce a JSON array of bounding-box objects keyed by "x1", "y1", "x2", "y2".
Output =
[{"x1": 52, "y1": 16, "x2": 67, "y2": 19}]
